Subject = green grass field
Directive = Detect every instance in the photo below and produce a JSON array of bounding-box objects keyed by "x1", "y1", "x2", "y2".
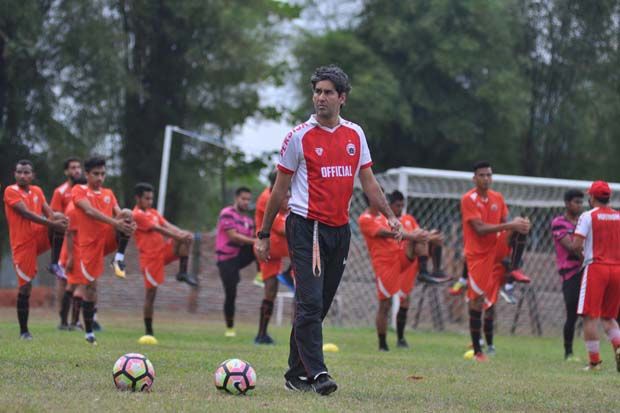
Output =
[{"x1": 0, "y1": 309, "x2": 618, "y2": 413}]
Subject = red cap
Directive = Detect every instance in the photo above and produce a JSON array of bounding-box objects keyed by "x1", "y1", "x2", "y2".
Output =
[{"x1": 587, "y1": 180, "x2": 611, "y2": 198}]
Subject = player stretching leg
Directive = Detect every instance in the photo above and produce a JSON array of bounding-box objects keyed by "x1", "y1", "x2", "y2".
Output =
[
  {"x1": 3, "y1": 160, "x2": 68, "y2": 339},
  {"x1": 461, "y1": 161, "x2": 530, "y2": 361},
  {"x1": 216, "y1": 187, "x2": 256, "y2": 337},
  {"x1": 72, "y1": 156, "x2": 135, "y2": 345},
  {"x1": 387, "y1": 190, "x2": 448, "y2": 346},
  {"x1": 255, "y1": 190, "x2": 291, "y2": 345},
  {"x1": 551, "y1": 189, "x2": 584, "y2": 361},
  {"x1": 571, "y1": 181, "x2": 620, "y2": 372},
  {"x1": 56, "y1": 175, "x2": 87, "y2": 330},
  {"x1": 133, "y1": 183, "x2": 195, "y2": 343}
]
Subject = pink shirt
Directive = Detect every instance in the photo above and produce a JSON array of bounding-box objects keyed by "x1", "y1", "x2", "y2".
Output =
[
  {"x1": 551, "y1": 215, "x2": 581, "y2": 281},
  {"x1": 215, "y1": 206, "x2": 254, "y2": 262}
]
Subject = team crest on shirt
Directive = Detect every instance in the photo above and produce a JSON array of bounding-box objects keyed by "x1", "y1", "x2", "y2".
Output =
[
  {"x1": 104, "y1": 196, "x2": 111, "y2": 204},
  {"x1": 491, "y1": 204, "x2": 498, "y2": 211},
  {"x1": 315, "y1": 147, "x2": 324, "y2": 156},
  {"x1": 33, "y1": 195, "x2": 38, "y2": 204},
  {"x1": 346, "y1": 142, "x2": 356, "y2": 156}
]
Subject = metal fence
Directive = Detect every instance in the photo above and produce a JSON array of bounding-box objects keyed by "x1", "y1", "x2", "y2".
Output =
[{"x1": 325, "y1": 167, "x2": 620, "y2": 336}]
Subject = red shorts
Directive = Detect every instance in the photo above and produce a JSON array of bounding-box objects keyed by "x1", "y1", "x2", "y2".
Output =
[
  {"x1": 12, "y1": 225, "x2": 50, "y2": 286},
  {"x1": 60, "y1": 245, "x2": 88, "y2": 286},
  {"x1": 578, "y1": 263, "x2": 620, "y2": 319},
  {"x1": 260, "y1": 259, "x2": 285, "y2": 281},
  {"x1": 141, "y1": 240, "x2": 178, "y2": 289},
  {"x1": 466, "y1": 253, "x2": 502, "y2": 309},
  {"x1": 399, "y1": 251, "x2": 419, "y2": 298},
  {"x1": 374, "y1": 251, "x2": 418, "y2": 301},
  {"x1": 79, "y1": 226, "x2": 117, "y2": 282}
]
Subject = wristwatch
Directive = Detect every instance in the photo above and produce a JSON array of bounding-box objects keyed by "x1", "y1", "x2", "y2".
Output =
[{"x1": 257, "y1": 231, "x2": 270, "y2": 239}]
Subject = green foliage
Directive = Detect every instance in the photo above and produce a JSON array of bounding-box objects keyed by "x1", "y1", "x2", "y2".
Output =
[{"x1": 293, "y1": 0, "x2": 620, "y2": 180}]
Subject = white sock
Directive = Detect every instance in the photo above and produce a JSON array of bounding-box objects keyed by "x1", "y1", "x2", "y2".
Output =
[
  {"x1": 459, "y1": 277, "x2": 467, "y2": 284},
  {"x1": 505, "y1": 283, "x2": 514, "y2": 291},
  {"x1": 85, "y1": 332, "x2": 95, "y2": 339},
  {"x1": 114, "y1": 253, "x2": 124, "y2": 261}
]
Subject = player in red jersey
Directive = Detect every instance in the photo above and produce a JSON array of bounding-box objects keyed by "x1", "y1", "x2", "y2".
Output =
[
  {"x1": 254, "y1": 190, "x2": 291, "y2": 345},
  {"x1": 461, "y1": 161, "x2": 530, "y2": 361},
  {"x1": 359, "y1": 194, "x2": 426, "y2": 351},
  {"x1": 48, "y1": 157, "x2": 82, "y2": 278},
  {"x1": 56, "y1": 175, "x2": 88, "y2": 330},
  {"x1": 132, "y1": 183, "x2": 194, "y2": 343},
  {"x1": 571, "y1": 181, "x2": 620, "y2": 371},
  {"x1": 72, "y1": 156, "x2": 135, "y2": 345},
  {"x1": 3, "y1": 160, "x2": 67, "y2": 339},
  {"x1": 253, "y1": 170, "x2": 277, "y2": 288},
  {"x1": 387, "y1": 190, "x2": 450, "y2": 348},
  {"x1": 50, "y1": 157, "x2": 83, "y2": 329}
]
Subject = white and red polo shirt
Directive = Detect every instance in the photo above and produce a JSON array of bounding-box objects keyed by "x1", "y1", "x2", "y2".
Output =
[
  {"x1": 277, "y1": 115, "x2": 372, "y2": 227},
  {"x1": 574, "y1": 206, "x2": 620, "y2": 266}
]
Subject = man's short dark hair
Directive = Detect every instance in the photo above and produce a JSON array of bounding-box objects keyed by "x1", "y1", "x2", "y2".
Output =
[
  {"x1": 564, "y1": 189, "x2": 584, "y2": 203},
  {"x1": 84, "y1": 156, "x2": 106, "y2": 173},
  {"x1": 235, "y1": 187, "x2": 251, "y2": 197},
  {"x1": 389, "y1": 190, "x2": 405, "y2": 204},
  {"x1": 135, "y1": 182, "x2": 154, "y2": 197},
  {"x1": 310, "y1": 65, "x2": 351, "y2": 95},
  {"x1": 16, "y1": 159, "x2": 33, "y2": 170},
  {"x1": 473, "y1": 160, "x2": 491, "y2": 172},
  {"x1": 63, "y1": 157, "x2": 81, "y2": 170},
  {"x1": 595, "y1": 196, "x2": 610, "y2": 204}
]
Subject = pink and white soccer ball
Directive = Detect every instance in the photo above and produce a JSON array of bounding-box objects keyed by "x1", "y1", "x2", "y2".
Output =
[
  {"x1": 214, "y1": 358, "x2": 257, "y2": 395},
  {"x1": 113, "y1": 353, "x2": 155, "y2": 392}
]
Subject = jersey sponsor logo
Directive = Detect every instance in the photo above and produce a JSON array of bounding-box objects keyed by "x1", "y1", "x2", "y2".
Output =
[
  {"x1": 597, "y1": 213, "x2": 620, "y2": 221},
  {"x1": 315, "y1": 147, "x2": 323, "y2": 156},
  {"x1": 346, "y1": 142, "x2": 356, "y2": 156},
  {"x1": 104, "y1": 196, "x2": 111, "y2": 204},
  {"x1": 490, "y1": 204, "x2": 498, "y2": 211},
  {"x1": 33, "y1": 195, "x2": 38, "y2": 204},
  {"x1": 320, "y1": 165, "x2": 353, "y2": 178}
]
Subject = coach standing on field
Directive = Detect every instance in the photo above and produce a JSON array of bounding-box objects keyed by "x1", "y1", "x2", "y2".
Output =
[{"x1": 256, "y1": 65, "x2": 401, "y2": 395}]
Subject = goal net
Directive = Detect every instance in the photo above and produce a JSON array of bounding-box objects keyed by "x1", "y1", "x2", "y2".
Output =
[{"x1": 326, "y1": 167, "x2": 620, "y2": 336}]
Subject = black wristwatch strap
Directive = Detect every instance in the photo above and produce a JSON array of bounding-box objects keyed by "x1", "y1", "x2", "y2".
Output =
[{"x1": 257, "y1": 230, "x2": 270, "y2": 239}]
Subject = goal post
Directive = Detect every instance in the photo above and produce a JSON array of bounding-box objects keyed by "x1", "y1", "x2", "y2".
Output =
[
  {"x1": 157, "y1": 125, "x2": 227, "y2": 215},
  {"x1": 327, "y1": 166, "x2": 620, "y2": 335}
]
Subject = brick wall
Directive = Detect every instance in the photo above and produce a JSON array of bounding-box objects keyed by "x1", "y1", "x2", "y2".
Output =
[{"x1": 97, "y1": 233, "x2": 292, "y2": 323}]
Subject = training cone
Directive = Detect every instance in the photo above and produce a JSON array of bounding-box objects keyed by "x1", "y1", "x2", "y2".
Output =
[
  {"x1": 138, "y1": 335, "x2": 159, "y2": 345},
  {"x1": 463, "y1": 349, "x2": 474, "y2": 360},
  {"x1": 323, "y1": 343, "x2": 339, "y2": 353}
]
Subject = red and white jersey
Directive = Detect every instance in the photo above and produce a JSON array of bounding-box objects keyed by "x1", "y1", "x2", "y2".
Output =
[
  {"x1": 277, "y1": 115, "x2": 372, "y2": 227},
  {"x1": 50, "y1": 181, "x2": 72, "y2": 213},
  {"x1": 574, "y1": 206, "x2": 620, "y2": 266}
]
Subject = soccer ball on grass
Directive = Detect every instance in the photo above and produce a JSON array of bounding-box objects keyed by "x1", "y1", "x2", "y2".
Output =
[
  {"x1": 113, "y1": 353, "x2": 155, "y2": 392},
  {"x1": 214, "y1": 358, "x2": 256, "y2": 395}
]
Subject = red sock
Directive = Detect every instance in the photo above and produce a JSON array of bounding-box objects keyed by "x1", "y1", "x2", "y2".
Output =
[
  {"x1": 607, "y1": 328, "x2": 620, "y2": 350},
  {"x1": 585, "y1": 340, "x2": 601, "y2": 365},
  {"x1": 588, "y1": 352, "x2": 601, "y2": 364}
]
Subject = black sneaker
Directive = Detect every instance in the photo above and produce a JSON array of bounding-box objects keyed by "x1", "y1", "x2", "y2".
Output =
[
  {"x1": 57, "y1": 323, "x2": 70, "y2": 331},
  {"x1": 285, "y1": 376, "x2": 312, "y2": 392},
  {"x1": 93, "y1": 320, "x2": 103, "y2": 332},
  {"x1": 85, "y1": 336, "x2": 97, "y2": 346},
  {"x1": 397, "y1": 338, "x2": 409, "y2": 348},
  {"x1": 615, "y1": 347, "x2": 620, "y2": 373},
  {"x1": 176, "y1": 272, "x2": 199, "y2": 287},
  {"x1": 312, "y1": 374, "x2": 338, "y2": 396},
  {"x1": 379, "y1": 345, "x2": 389, "y2": 352},
  {"x1": 19, "y1": 332, "x2": 33, "y2": 340},
  {"x1": 254, "y1": 334, "x2": 275, "y2": 345},
  {"x1": 417, "y1": 269, "x2": 452, "y2": 284},
  {"x1": 500, "y1": 286, "x2": 517, "y2": 304}
]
